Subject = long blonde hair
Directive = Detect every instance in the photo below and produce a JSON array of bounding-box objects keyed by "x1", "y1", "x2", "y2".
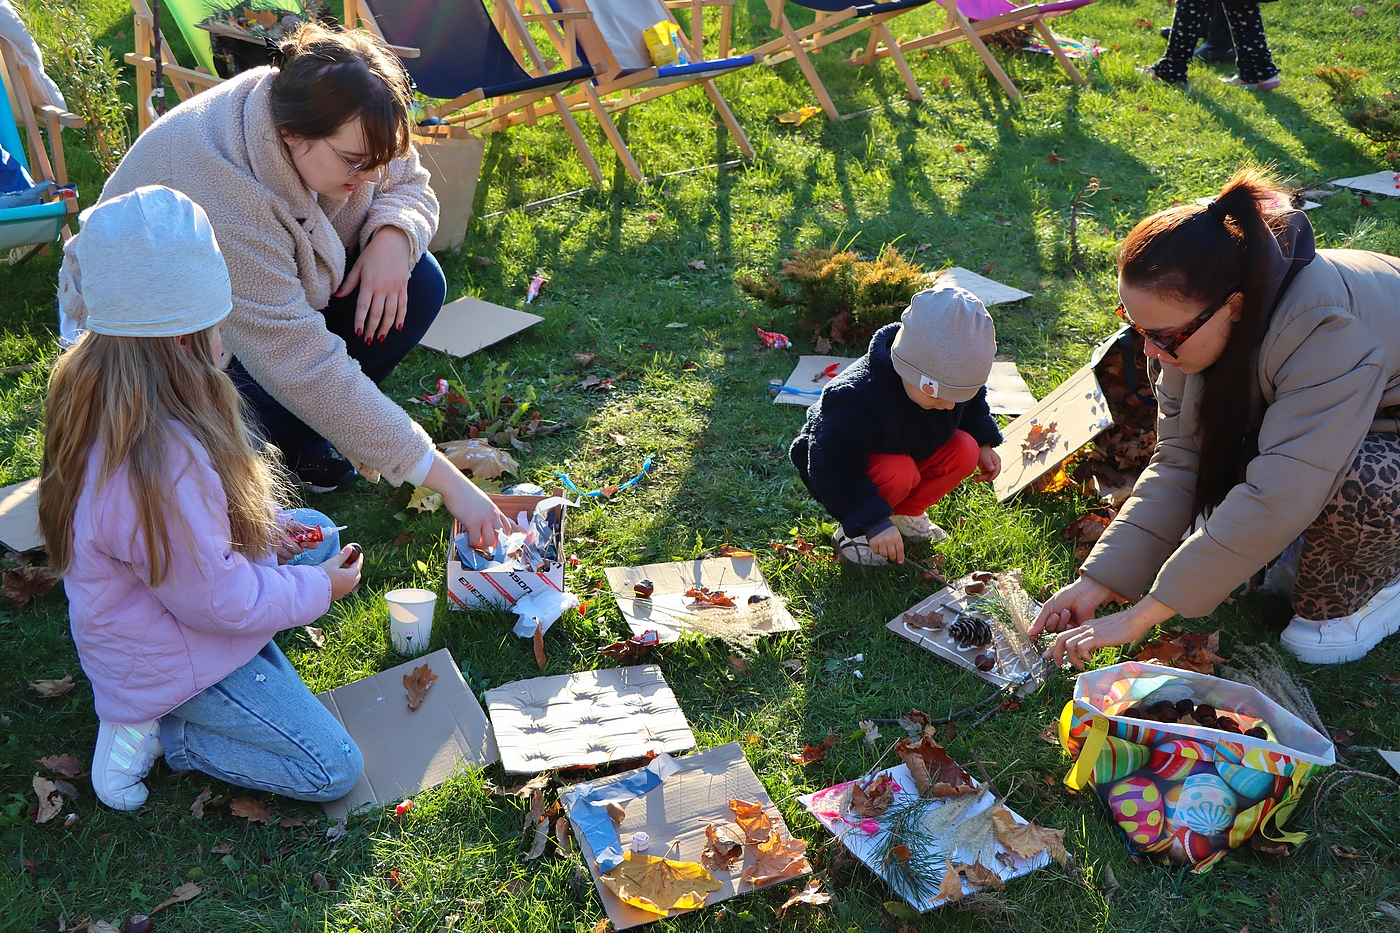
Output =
[{"x1": 39, "y1": 328, "x2": 284, "y2": 584}]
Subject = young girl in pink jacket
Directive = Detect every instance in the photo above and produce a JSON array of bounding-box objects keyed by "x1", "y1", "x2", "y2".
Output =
[{"x1": 39, "y1": 186, "x2": 365, "y2": 811}]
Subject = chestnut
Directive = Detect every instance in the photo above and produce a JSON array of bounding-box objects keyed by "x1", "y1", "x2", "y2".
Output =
[
  {"x1": 634, "y1": 580, "x2": 654, "y2": 599},
  {"x1": 1216, "y1": 716, "x2": 1242, "y2": 734},
  {"x1": 1245, "y1": 726, "x2": 1268, "y2": 740},
  {"x1": 972, "y1": 571, "x2": 994, "y2": 583},
  {"x1": 964, "y1": 581, "x2": 986, "y2": 595},
  {"x1": 1175, "y1": 699, "x2": 1195, "y2": 718},
  {"x1": 974, "y1": 652, "x2": 996, "y2": 672},
  {"x1": 124, "y1": 917, "x2": 153, "y2": 933},
  {"x1": 1194, "y1": 703, "x2": 1217, "y2": 725},
  {"x1": 1123, "y1": 705, "x2": 1143, "y2": 718}
]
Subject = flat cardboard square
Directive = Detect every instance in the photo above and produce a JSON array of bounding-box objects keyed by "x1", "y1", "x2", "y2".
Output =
[
  {"x1": 929, "y1": 266, "x2": 1033, "y2": 306},
  {"x1": 992, "y1": 327, "x2": 1127, "y2": 501},
  {"x1": 1331, "y1": 171, "x2": 1400, "y2": 197},
  {"x1": 485, "y1": 665, "x2": 695, "y2": 773},
  {"x1": 602, "y1": 557, "x2": 800, "y2": 642},
  {"x1": 771, "y1": 355, "x2": 854, "y2": 406},
  {"x1": 798, "y1": 764, "x2": 1049, "y2": 912},
  {"x1": 419, "y1": 295, "x2": 542, "y2": 357},
  {"x1": 316, "y1": 648, "x2": 499, "y2": 819},
  {"x1": 565, "y1": 743, "x2": 809, "y2": 929},
  {"x1": 0, "y1": 478, "x2": 42, "y2": 552}
]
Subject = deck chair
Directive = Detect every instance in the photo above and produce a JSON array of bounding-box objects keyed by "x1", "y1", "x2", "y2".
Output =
[
  {"x1": 0, "y1": 35, "x2": 79, "y2": 262},
  {"x1": 526, "y1": 0, "x2": 757, "y2": 182},
  {"x1": 878, "y1": 0, "x2": 1093, "y2": 99},
  {"x1": 344, "y1": 0, "x2": 608, "y2": 184},
  {"x1": 745, "y1": 0, "x2": 931, "y2": 121}
]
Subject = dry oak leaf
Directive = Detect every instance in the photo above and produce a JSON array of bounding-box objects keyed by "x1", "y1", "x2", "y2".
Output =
[
  {"x1": 533, "y1": 622, "x2": 547, "y2": 670},
  {"x1": 740, "y1": 829, "x2": 810, "y2": 887},
  {"x1": 554, "y1": 816, "x2": 573, "y2": 856},
  {"x1": 211, "y1": 842, "x2": 235, "y2": 855},
  {"x1": 151, "y1": 882, "x2": 203, "y2": 915},
  {"x1": 701, "y1": 823, "x2": 745, "y2": 872},
  {"x1": 524, "y1": 816, "x2": 550, "y2": 860},
  {"x1": 851, "y1": 772, "x2": 898, "y2": 817},
  {"x1": 894, "y1": 728, "x2": 976, "y2": 797},
  {"x1": 1133, "y1": 630, "x2": 1226, "y2": 674},
  {"x1": 814, "y1": 336, "x2": 832, "y2": 354},
  {"x1": 991, "y1": 806, "x2": 1069, "y2": 866},
  {"x1": 437, "y1": 438, "x2": 519, "y2": 478},
  {"x1": 3, "y1": 564, "x2": 60, "y2": 606},
  {"x1": 29, "y1": 674, "x2": 76, "y2": 698},
  {"x1": 687, "y1": 259, "x2": 708, "y2": 270},
  {"x1": 574, "y1": 352, "x2": 598, "y2": 366},
  {"x1": 1061, "y1": 512, "x2": 1112, "y2": 544},
  {"x1": 959, "y1": 861, "x2": 1006, "y2": 891},
  {"x1": 599, "y1": 853, "x2": 723, "y2": 917},
  {"x1": 1021, "y1": 422, "x2": 1059, "y2": 461},
  {"x1": 404, "y1": 663, "x2": 438, "y2": 711},
  {"x1": 590, "y1": 921, "x2": 613, "y2": 933},
  {"x1": 729, "y1": 798, "x2": 773, "y2": 843},
  {"x1": 38, "y1": 754, "x2": 86, "y2": 778},
  {"x1": 776, "y1": 878, "x2": 833, "y2": 916},
  {"x1": 790, "y1": 733, "x2": 837, "y2": 765},
  {"x1": 229, "y1": 797, "x2": 274, "y2": 824},
  {"x1": 33, "y1": 774, "x2": 64, "y2": 823},
  {"x1": 191, "y1": 787, "x2": 213, "y2": 820},
  {"x1": 938, "y1": 858, "x2": 964, "y2": 904}
]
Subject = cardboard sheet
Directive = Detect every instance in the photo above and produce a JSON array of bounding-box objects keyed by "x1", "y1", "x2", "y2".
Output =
[
  {"x1": 771, "y1": 355, "x2": 855, "y2": 406},
  {"x1": 1331, "y1": 171, "x2": 1400, "y2": 198},
  {"x1": 317, "y1": 648, "x2": 499, "y2": 819},
  {"x1": 602, "y1": 557, "x2": 800, "y2": 642},
  {"x1": 0, "y1": 478, "x2": 42, "y2": 552},
  {"x1": 418, "y1": 295, "x2": 542, "y2": 357},
  {"x1": 774, "y1": 357, "x2": 1035, "y2": 415},
  {"x1": 1381, "y1": 749, "x2": 1400, "y2": 777},
  {"x1": 929, "y1": 266, "x2": 1033, "y2": 306},
  {"x1": 565, "y1": 742, "x2": 809, "y2": 929},
  {"x1": 798, "y1": 764, "x2": 1049, "y2": 912},
  {"x1": 992, "y1": 327, "x2": 1129, "y2": 500},
  {"x1": 485, "y1": 665, "x2": 695, "y2": 773}
]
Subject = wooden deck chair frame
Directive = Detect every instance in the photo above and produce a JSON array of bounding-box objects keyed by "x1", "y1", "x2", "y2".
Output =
[
  {"x1": 345, "y1": 0, "x2": 607, "y2": 185},
  {"x1": 0, "y1": 38, "x2": 81, "y2": 261},
  {"x1": 744, "y1": 0, "x2": 928, "y2": 121},
  {"x1": 872, "y1": 0, "x2": 1088, "y2": 99},
  {"x1": 521, "y1": 0, "x2": 755, "y2": 183}
]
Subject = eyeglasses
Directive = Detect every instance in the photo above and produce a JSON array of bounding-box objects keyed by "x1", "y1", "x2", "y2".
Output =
[
  {"x1": 1116, "y1": 293, "x2": 1235, "y2": 357},
  {"x1": 324, "y1": 140, "x2": 381, "y2": 179}
]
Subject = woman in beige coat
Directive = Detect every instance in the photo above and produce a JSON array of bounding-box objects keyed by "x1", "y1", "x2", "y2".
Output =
[
  {"x1": 1031, "y1": 168, "x2": 1400, "y2": 666},
  {"x1": 58, "y1": 25, "x2": 510, "y2": 548}
]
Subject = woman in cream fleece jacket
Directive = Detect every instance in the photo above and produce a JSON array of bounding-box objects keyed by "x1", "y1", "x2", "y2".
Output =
[{"x1": 57, "y1": 25, "x2": 510, "y2": 547}]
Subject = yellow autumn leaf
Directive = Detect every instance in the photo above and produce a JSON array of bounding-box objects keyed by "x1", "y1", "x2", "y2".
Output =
[
  {"x1": 406, "y1": 485, "x2": 443, "y2": 513},
  {"x1": 776, "y1": 105, "x2": 822, "y2": 126},
  {"x1": 599, "y1": 853, "x2": 722, "y2": 917},
  {"x1": 937, "y1": 858, "x2": 963, "y2": 904}
]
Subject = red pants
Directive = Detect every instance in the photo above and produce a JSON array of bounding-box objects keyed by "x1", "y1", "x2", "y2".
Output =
[{"x1": 867, "y1": 430, "x2": 981, "y2": 516}]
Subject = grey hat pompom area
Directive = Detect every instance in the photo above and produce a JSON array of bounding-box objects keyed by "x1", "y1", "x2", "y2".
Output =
[{"x1": 888, "y1": 286, "x2": 997, "y2": 403}]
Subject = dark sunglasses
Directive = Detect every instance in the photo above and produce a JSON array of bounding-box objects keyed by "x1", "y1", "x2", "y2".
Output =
[{"x1": 1116, "y1": 293, "x2": 1235, "y2": 357}]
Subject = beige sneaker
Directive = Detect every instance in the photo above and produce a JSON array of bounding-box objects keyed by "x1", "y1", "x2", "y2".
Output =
[
  {"x1": 891, "y1": 513, "x2": 948, "y2": 543},
  {"x1": 833, "y1": 524, "x2": 889, "y2": 567}
]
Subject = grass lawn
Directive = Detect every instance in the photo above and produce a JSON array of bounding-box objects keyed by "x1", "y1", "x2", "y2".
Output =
[{"x1": 4, "y1": 1, "x2": 1400, "y2": 930}]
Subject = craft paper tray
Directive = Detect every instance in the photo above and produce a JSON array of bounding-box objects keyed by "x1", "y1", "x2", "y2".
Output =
[
  {"x1": 602, "y1": 557, "x2": 800, "y2": 643},
  {"x1": 886, "y1": 575, "x2": 1051, "y2": 696},
  {"x1": 798, "y1": 763, "x2": 1049, "y2": 912}
]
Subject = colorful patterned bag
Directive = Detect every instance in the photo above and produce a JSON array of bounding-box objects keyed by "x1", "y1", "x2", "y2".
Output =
[{"x1": 1059, "y1": 661, "x2": 1335, "y2": 872}]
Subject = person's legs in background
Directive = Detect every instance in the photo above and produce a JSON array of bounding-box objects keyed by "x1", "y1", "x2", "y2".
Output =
[
  {"x1": 1218, "y1": 0, "x2": 1279, "y2": 87},
  {"x1": 1150, "y1": 0, "x2": 1214, "y2": 85},
  {"x1": 229, "y1": 251, "x2": 447, "y2": 492},
  {"x1": 1159, "y1": 0, "x2": 1235, "y2": 62}
]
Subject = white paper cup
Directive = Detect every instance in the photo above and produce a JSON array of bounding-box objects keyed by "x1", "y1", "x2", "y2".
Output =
[{"x1": 386, "y1": 587, "x2": 437, "y2": 654}]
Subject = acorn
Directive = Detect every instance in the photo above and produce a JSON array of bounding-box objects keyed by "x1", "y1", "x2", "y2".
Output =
[
  {"x1": 634, "y1": 580, "x2": 654, "y2": 599},
  {"x1": 974, "y1": 652, "x2": 996, "y2": 672}
]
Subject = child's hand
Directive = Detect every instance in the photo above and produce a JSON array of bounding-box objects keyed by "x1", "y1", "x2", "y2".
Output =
[
  {"x1": 972, "y1": 445, "x2": 1002, "y2": 483},
  {"x1": 272, "y1": 519, "x2": 315, "y2": 564},
  {"x1": 868, "y1": 525, "x2": 905, "y2": 563},
  {"x1": 322, "y1": 543, "x2": 363, "y2": 601}
]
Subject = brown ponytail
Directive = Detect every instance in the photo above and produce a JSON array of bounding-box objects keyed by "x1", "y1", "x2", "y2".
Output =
[
  {"x1": 1118, "y1": 167, "x2": 1292, "y2": 516},
  {"x1": 269, "y1": 22, "x2": 412, "y2": 173}
]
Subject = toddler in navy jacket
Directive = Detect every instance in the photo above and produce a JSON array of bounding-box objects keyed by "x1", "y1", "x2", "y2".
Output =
[{"x1": 790, "y1": 287, "x2": 1003, "y2": 565}]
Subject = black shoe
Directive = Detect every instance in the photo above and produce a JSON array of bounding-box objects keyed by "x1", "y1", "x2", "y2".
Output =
[
  {"x1": 1159, "y1": 26, "x2": 1171, "y2": 40},
  {"x1": 1193, "y1": 43, "x2": 1236, "y2": 63},
  {"x1": 291, "y1": 449, "x2": 357, "y2": 494}
]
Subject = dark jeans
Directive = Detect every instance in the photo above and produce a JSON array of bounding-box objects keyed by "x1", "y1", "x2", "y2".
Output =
[
  {"x1": 1155, "y1": 0, "x2": 1278, "y2": 84},
  {"x1": 229, "y1": 250, "x2": 446, "y2": 464}
]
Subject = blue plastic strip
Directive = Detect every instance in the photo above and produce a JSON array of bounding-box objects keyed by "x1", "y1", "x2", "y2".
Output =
[
  {"x1": 567, "y1": 765, "x2": 666, "y2": 871},
  {"x1": 556, "y1": 456, "x2": 653, "y2": 499},
  {"x1": 776, "y1": 386, "x2": 823, "y2": 397}
]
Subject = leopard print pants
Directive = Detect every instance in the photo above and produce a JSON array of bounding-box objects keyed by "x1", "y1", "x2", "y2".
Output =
[{"x1": 1292, "y1": 433, "x2": 1400, "y2": 620}]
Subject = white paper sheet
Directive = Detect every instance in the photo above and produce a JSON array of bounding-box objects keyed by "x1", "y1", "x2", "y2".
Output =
[{"x1": 1331, "y1": 171, "x2": 1400, "y2": 197}]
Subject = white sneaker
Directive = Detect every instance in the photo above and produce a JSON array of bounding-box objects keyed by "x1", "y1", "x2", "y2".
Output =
[
  {"x1": 891, "y1": 513, "x2": 948, "y2": 543},
  {"x1": 833, "y1": 524, "x2": 888, "y2": 567},
  {"x1": 92, "y1": 720, "x2": 164, "y2": 811},
  {"x1": 1280, "y1": 575, "x2": 1400, "y2": 664}
]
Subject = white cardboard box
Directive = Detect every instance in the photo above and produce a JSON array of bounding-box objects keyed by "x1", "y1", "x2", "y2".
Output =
[{"x1": 445, "y1": 493, "x2": 566, "y2": 610}]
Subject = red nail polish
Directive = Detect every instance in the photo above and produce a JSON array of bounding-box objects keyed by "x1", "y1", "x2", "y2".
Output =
[
  {"x1": 355, "y1": 327, "x2": 363, "y2": 337},
  {"x1": 397, "y1": 322, "x2": 403, "y2": 331},
  {"x1": 378, "y1": 333, "x2": 386, "y2": 343},
  {"x1": 365, "y1": 336, "x2": 372, "y2": 345}
]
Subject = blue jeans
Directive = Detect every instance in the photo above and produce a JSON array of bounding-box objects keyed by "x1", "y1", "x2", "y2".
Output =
[
  {"x1": 161, "y1": 642, "x2": 364, "y2": 802},
  {"x1": 228, "y1": 250, "x2": 446, "y2": 463}
]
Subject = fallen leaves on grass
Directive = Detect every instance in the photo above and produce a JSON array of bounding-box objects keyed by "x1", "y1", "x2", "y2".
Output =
[
  {"x1": 1021, "y1": 422, "x2": 1059, "y2": 461},
  {"x1": 524, "y1": 816, "x2": 550, "y2": 861},
  {"x1": 858, "y1": 719, "x2": 882, "y2": 748},
  {"x1": 769, "y1": 536, "x2": 823, "y2": 559},
  {"x1": 151, "y1": 882, "x2": 203, "y2": 914},
  {"x1": 533, "y1": 622, "x2": 547, "y2": 670},
  {"x1": 790, "y1": 733, "x2": 837, "y2": 765},
  {"x1": 554, "y1": 817, "x2": 573, "y2": 856},
  {"x1": 687, "y1": 259, "x2": 708, "y2": 270},
  {"x1": 729, "y1": 799, "x2": 773, "y2": 843},
  {"x1": 211, "y1": 842, "x2": 234, "y2": 855},
  {"x1": 776, "y1": 878, "x2": 832, "y2": 916},
  {"x1": 716, "y1": 544, "x2": 756, "y2": 558},
  {"x1": 776, "y1": 105, "x2": 822, "y2": 126},
  {"x1": 29, "y1": 674, "x2": 75, "y2": 698},
  {"x1": 574, "y1": 352, "x2": 597, "y2": 366},
  {"x1": 304, "y1": 626, "x2": 326, "y2": 648},
  {"x1": 895, "y1": 728, "x2": 976, "y2": 797},
  {"x1": 230, "y1": 797, "x2": 274, "y2": 824},
  {"x1": 590, "y1": 921, "x2": 613, "y2": 933},
  {"x1": 1062, "y1": 513, "x2": 1112, "y2": 544},
  {"x1": 1332, "y1": 728, "x2": 1357, "y2": 747},
  {"x1": 851, "y1": 772, "x2": 898, "y2": 817},
  {"x1": 579, "y1": 375, "x2": 617, "y2": 392},
  {"x1": 990, "y1": 806, "x2": 1069, "y2": 865},
  {"x1": 404, "y1": 663, "x2": 438, "y2": 710},
  {"x1": 191, "y1": 787, "x2": 213, "y2": 820},
  {"x1": 740, "y1": 829, "x2": 809, "y2": 886},
  {"x1": 598, "y1": 630, "x2": 660, "y2": 663},
  {"x1": 814, "y1": 336, "x2": 832, "y2": 353},
  {"x1": 313, "y1": 872, "x2": 333, "y2": 891},
  {"x1": 33, "y1": 775, "x2": 65, "y2": 823},
  {"x1": 959, "y1": 861, "x2": 1006, "y2": 891},
  {"x1": 600, "y1": 852, "x2": 723, "y2": 916},
  {"x1": 1046, "y1": 151, "x2": 1067, "y2": 164},
  {"x1": 701, "y1": 824, "x2": 745, "y2": 872},
  {"x1": 1133, "y1": 630, "x2": 1227, "y2": 674},
  {"x1": 3, "y1": 564, "x2": 60, "y2": 606},
  {"x1": 38, "y1": 754, "x2": 86, "y2": 778},
  {"x1": 437, "y1": 439, "x2": 519, "y2": 478}
]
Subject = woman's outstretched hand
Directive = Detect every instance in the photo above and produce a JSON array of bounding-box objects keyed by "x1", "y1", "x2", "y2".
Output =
[
  {"x1": 1034, "y1": 584, "x2": 1178, "y2": 670},
  {"x1": 425, "y1": 452, "x2": 517, "y2": 550},
  {"x1": 338, "y1": 226, "x2": 413, "y2": 345},
  {"x1": 1029, "y1": 574, "x2": 1117, "y2": 639}
]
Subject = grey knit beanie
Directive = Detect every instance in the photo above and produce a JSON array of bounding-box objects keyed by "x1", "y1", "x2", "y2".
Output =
[
  {"x1": 76, "y1": 186, "x2": 232, "y2": 338},
  {"x1": 888, "y1": 286, "x2": 996, "y2": 403}
]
